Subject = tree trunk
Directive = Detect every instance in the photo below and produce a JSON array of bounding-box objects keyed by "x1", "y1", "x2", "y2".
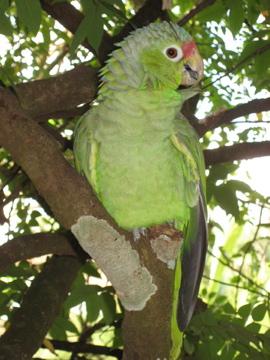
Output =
[{"x1": 122, "y1": 236, "x2": 174, "y2": 359}]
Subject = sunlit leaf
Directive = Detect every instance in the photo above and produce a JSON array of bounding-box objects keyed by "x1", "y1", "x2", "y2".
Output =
[
  {"x1": 251, "y1": 303, "x2": 267, "y2": 322},
  {"x1": 15, "y1": 0, "x2": 42, "y2": 34}
]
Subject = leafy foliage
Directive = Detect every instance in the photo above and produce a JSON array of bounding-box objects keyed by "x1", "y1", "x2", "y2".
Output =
[{"x1": 0, "y1": 0, "x2": 270, "y2": 359}]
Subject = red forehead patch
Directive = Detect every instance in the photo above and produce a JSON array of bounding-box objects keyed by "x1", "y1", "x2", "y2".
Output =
[{"x1": 182, "y1": 41, "x2": 197, "y2": 58}]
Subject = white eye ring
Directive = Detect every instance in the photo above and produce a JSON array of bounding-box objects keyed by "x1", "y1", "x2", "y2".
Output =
[{"x1": 163, "y1": 45, "x2": 183, "y2": 62}]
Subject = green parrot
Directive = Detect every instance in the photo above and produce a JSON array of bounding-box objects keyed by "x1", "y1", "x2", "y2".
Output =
[{"x1": 74, "y1": 21, "x2": 207, "y2": 357}]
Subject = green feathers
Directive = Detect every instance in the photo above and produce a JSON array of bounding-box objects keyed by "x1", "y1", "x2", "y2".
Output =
[{"x1": 74, "y1": 21, "x2": 207, "y2": 355}]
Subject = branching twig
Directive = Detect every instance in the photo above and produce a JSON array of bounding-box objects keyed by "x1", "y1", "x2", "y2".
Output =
[
  {"x1": 234, "y1": 204, "x2": 265, "y2": 307},
  {"x1": 40, "y1": 0, "x2": 100, "y2": 56},
  {"x1": 178, "y1": 0, "x2": 217, "y2": 26},
  {"x1": 207, "y1": 249, "x2": 269, "y2": 296},
  {"x1": 203, "y1": 43, "x2": 270, "y2": 91},
  {"x1": 203, "y1": 275, "x2": 267, "y2": 298},
  {"x1": 44, "y1": 339, "x2": 122, "y2": 359}
]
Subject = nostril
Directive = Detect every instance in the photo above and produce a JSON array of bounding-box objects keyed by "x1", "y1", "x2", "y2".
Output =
[
  {"x1": 184, "y1": 64, "x2": 192, "y2": 71},
  {"x1": 184, "y1": 64, "x2": 198, "y2": 81}
]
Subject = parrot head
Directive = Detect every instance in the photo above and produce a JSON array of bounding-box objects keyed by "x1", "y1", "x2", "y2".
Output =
[
  {"x1": 138, "y1": 22, "x2": 204, "y2": 89},
  {"x1": 99, "y1": 22, "x2": 203, "y2": 97}
]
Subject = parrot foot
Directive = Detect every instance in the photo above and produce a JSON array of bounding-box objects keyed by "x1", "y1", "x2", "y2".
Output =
[{"x1": 133, "y1": 227, "x2": 147, "y2": 242}]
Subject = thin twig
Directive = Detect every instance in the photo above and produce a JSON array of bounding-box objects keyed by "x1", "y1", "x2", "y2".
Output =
[
  {"x1": 202, "y1": 43, "x2": 270, "y2": 90},
  {"x1": 203, "y1": 275, "x2": 267, "y2": 298},
  {"x1": 207, "y1": 249, "x2": 269, "y2": 296},
  {"x1": 178, "y1": 0, "x2": 217, "y2": 26},
  {"x1": 234, "y1": 204, "x2": 265, "y2": 307}
]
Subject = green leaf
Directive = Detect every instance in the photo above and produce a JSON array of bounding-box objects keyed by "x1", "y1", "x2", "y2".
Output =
[
  {"x1": 184, "y1": 338, "x2": 195, "y2": 355},
  {"x1": 50, "y1": 316, "x2": 78, "y2": 340},
  {"x1": 239, "y1": 40, "x2": 270, "y2": 63},
  {"x1": 15, "y1": 0, "x2": 42, "y2": 34},
  {"x1": 214, "y1": 183, "x2": 240, "y2": 219},
  {"x1": 196, "y1": 1, "x2": 226, "y2": 22},
  {"x1": 70, "y1": 7, "x2": 103, "y2": 54},
  {"x1": 246, "y1": 0, "x2": 260, "y2": 24},
  {"x1": 0, "y1": 0, "x2": 9, "y2": 10},
  {"x1": 99, "y1": 292, "x2": 116, "y2": 325},
  {"x1": 245, "y1": 322, "x2": 261, "y2": 332},
  {"x1": 251, "y1": 303, "x2": 267, "y2": 322},
  {"x1": 226, "y1": 0, "x2": 245, "y2": 36},
  {"x1": 82, "y1": 261, "x2": 101, "y2": 278},
  {"x1": 0, "y1": 12, "x2": 12, "y2": 36},
  {"x1": 85, "y1": 10, "x2": 103, "y2": 52},
  {"x1": 70, "y1": 17, "x2": 89, "y2": 54},
  {"x1": 238, "y1": 303, "x2": 252, "y2": 320},
  {"x1": 86, "y1": 287, "x2": 101, "y2": 323},
  {"x1": 254, "y1": 49, "x2": 270, "y2": 78}
]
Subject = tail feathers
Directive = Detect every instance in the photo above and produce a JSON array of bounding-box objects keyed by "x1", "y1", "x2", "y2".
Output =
[{"x1": 177, "y1": 193, "x2": 207, "y2": 331}]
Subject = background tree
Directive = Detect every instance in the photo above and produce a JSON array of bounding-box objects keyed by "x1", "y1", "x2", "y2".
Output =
[{"x1": 0, "y1": 0, "x2": 270, "y2": 359}]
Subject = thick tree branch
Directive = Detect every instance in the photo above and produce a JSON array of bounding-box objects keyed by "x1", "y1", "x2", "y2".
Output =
[
  {"x1": 204, "y1": 141, "x2": 270, "y2": 167},
  {"x1": 0, "y1": 233, "x2": 80, "y2": 274},
  {"x1": 0, "y1": 256, "x2": 82, "y2": 360},
  {"x1": 14, "y1": 65, "x2": 98, "y2": 120},
  {"x1": 0, "y1": 87, "x2": 116, "y2": 231},
  {"x1": 197, "y1": 97, "x2": 270, "y2": 136},
  {"x1": 178, "y1": 0, "x2": 217, "y2": 26}
]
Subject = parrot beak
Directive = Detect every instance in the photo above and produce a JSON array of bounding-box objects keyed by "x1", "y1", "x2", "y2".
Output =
[{"x1": 181, "y1": 48, "x2": 204, "y2": 87}]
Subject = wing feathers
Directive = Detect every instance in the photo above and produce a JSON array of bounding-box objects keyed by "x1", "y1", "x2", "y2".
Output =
[{"x1": 178, "y1": 188, "x2": 207, "y2": 331}]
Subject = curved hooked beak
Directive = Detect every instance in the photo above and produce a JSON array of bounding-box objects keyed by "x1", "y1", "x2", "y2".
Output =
[{"x1": 181, "y1": 48, "x2": 204, "y2": 87}]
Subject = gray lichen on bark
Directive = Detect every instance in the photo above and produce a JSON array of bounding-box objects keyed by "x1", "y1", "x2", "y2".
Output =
[
  {"x1": 150, "y1": 235, "x2": 181, "y2": 269},
  {"x1": 71, "y1": 215, "x2": 157, "y2": 310}
]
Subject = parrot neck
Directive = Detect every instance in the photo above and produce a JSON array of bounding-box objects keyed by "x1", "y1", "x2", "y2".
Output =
[{"x1": 98, "y1": 48, "x2": 145, "y2": 101}]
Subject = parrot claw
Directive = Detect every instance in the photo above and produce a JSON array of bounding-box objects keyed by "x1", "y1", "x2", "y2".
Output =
[{"x1": 133, "y1": 227, "x2": 147, "y2": 242}]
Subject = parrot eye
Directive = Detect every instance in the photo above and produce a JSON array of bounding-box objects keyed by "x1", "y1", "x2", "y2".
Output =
[{"x1": 163, "y1": 45, "x2": 183, "y2": 62}]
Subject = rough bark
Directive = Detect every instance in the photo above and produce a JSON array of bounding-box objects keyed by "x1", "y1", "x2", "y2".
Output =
[
  {"x1": 0, "y1": 88, "x2": 109, "y2": 230},
  {"x1": 0, "y1": 233, "x2": 80, "y2": 274},
  {"x1": 14, "y1": 65, "x2": 98, "y2": 120},
  {"x1": 122, "y1": 236, "x2": 173, "y2": 359}
]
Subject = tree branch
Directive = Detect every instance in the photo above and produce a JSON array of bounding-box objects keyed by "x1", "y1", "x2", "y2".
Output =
[
  {"x1": 0, "y1": 256, "x2": 82, "y2": 360},
  {"x1": 43, "y1": 339, "x2": 122, "y2": 359},
  {"x1": 0, "y1": 233, "x2": 81, "y2": 274},
  {"x1": 104, "y1": 0, "x2": 163, "y2": 58},
  {"x1": 0, "y1": 87, "x2": 116, "y2": 231},
  {"x1": 41, "y1": 0, "x2": 164, "y2": 63},
  {"x1": 203, "y1": 43, "x2": 270, "y2": 91},
  {"x1": 204, "y1": 141, "x2": 270, "y2": 167},
  {"x1": 197, "y1": 97, "x2": 270, "y2": 136},
  {"x1": 40, "y1": 0, "x2": 101, "y2": 56},
  {"x1": 14, "y1": 65, "x2": 98, "y2": 121},
  {"x1": 178, "y1": 0, "x2": 217, "y2": 26}
]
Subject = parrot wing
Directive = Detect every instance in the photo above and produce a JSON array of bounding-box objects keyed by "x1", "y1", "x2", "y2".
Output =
[
  {"x1": 73, "y1": 111, "x2": 99, "y2": 194},
  {"x1": 171, "y1": 117, "x2": 207, "y2": 331}
]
